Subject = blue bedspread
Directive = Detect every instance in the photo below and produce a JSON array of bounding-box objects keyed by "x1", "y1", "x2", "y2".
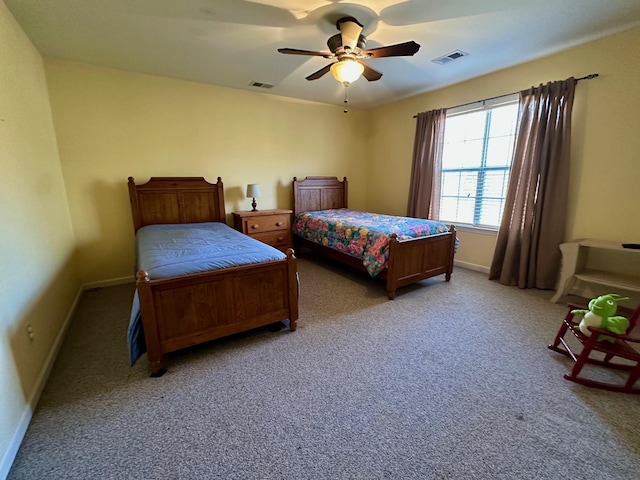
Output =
[{"x1": 128, "y1": 222, "x2": 286, "y2": 365}]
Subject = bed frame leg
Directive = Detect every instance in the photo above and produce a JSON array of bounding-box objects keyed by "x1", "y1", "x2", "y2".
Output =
[
  {"x1": 149, "y1": 361, "x2": 167, "y2": 378},
  {"x1": 445, "y1": 225, "x2": 456, "y2": 282},
  {"x1": 287, "y1": 249, "x2": 299, "y2": 331}
]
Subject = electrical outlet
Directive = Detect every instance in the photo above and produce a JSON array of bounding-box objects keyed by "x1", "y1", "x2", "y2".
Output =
[{"x1": 25, "y1": 323, "x2": 35, "y2": 342}]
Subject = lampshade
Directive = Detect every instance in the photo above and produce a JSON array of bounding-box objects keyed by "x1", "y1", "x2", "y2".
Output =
[
  {"x1": 330, "y1": 59, "x2": 364, "y2": 84},
  {"x1": 246, "y1": 184, "x2": 261, "y2": 198}
]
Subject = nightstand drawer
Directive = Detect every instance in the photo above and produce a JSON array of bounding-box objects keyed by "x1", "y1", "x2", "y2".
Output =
[
  {"x1": 251, "y1": 230, "x2": 291, "y2": 249},
  {"x1": 242, "y1": 214, "x2": 290, "y2": 234},
  {"x1": 232, "y1": 209, "x2": 293, "y2": 251}
]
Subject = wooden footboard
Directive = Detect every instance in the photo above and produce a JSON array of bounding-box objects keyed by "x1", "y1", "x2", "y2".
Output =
[
  {"x1": 136, "y1": 251, "x2": 298, "y2": 376},
  {"x1": 385, "y1": 226, "x2": 456, "y2": 299},
  {"x1": 295, "y1": 226, "x2": 455, "y2": 300}
]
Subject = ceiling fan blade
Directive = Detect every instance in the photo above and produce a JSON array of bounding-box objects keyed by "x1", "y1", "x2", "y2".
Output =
[
  {"x1": 362, "y1": 41, "x2": 420, "y2": 58},
  {"x1": 305, "y1": 64, "x2": 332, "y2": 81},
  {"x1": 360, "y1": 62, "x2": 383, "y2": 82},
  {"x1": 338, "y1": 17, "x2": 363, "y2": 50},
  {"x1": 278, "y1": 48, "x2": 331, "y2": 58}
]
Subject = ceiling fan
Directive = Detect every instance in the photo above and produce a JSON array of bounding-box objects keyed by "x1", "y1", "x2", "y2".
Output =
[{"x1": 278, "y1": 16, "x2": 420, "y2": 85}]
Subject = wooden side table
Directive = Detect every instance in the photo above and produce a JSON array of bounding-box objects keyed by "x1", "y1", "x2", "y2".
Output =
[{"x1": 232, "y1": 209, "x2": 292, "y2": 252}]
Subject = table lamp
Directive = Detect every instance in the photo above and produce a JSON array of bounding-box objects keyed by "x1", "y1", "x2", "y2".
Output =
[{"x1": 246, "y1": 184, "x2": 261, "y2": 211}]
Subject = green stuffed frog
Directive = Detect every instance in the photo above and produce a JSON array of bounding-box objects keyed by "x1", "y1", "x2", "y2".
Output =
[{"x1": 571, "y1": 294, "x2": 630, "y2": 342}]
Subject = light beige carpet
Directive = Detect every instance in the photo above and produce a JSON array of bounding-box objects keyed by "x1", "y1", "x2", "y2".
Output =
[{"x1": 8, "y1": 256, "x2": 640, "y2": 479}]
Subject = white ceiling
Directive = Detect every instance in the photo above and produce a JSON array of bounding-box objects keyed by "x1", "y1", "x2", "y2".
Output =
[{"x1": 6, "y1": 0, "x2": 640, "y2": 109}]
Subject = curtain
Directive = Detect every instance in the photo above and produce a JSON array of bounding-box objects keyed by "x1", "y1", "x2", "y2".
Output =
[
  {"x1": 406, "y1": 108, "x2": 447, "y2": 218},
  {"x1": 489, "y1": 77, "x2": 577, "y2": 289}
]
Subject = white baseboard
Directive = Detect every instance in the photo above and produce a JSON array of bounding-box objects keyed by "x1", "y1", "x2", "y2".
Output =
[
  {"x1": 0, "y1": 402, "x2": 33, "y2": 480},
  {"x1": 1, "y1": 275, "x2": 137, "y2": 478},
  {"x1": 0, "y1": 284, "x2": 84, "y2": 480},
  {"x1": 454, "y1": 259, "x2": 490, "y2": 275},
  {"x1": 83, "y1": 275, "x2": 134, "y2": 290}
]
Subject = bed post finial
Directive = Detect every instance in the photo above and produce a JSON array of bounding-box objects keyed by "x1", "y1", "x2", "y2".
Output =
[{"x1": 136, "y1": 270, "x2": 150, "y2": 283}]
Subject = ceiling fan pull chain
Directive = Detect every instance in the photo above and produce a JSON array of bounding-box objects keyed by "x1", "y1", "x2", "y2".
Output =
[{"x1": 343, "y1": 84, "x2": 349, "y2": 113}]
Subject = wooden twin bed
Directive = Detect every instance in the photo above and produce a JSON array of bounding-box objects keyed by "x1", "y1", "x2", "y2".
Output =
[
  {"x1": 292, "y1": 176, "x2": 456, "y2": 299},
  {"x1": 128, "y1": 176, "x2": 298, "y2": 376}
]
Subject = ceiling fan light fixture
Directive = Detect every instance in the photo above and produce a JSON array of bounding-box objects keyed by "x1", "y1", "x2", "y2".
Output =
[{"x1": 330, "y1": 59, "x2": 364, "y2": 84}]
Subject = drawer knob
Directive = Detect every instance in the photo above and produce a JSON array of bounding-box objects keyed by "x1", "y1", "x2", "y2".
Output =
[
  {"x1": 251, "y1": 224, "x2": 259, "y2": 229},
  {"x1": 276, "y1": 221, "x2": 283, "y2": 227},
  {"x1": 277, "y1": 236, "x2": 284, "y2": 241}
]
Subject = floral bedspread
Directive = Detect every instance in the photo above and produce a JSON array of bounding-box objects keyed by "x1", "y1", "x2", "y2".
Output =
[{"x1": 293, "y1": 208, "x2": 454, "y2": 277}]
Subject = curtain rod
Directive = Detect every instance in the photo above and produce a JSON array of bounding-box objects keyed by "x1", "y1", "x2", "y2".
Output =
[{"x1": 412, "y1": 73, "x2": 599, "y2": 118}]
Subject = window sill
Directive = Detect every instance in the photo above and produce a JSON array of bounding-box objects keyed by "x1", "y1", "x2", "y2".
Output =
[{"x1": 449, "y1": 224, "x2": 498, "y2": 236}]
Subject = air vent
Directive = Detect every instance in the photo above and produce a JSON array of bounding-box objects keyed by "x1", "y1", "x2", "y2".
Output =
[
  {"x1": 249, "y1": 81, "x2": 274, "y2": 89},
  {"x1": 432, "y1": 50, "x2": 469, "y2": 65}
]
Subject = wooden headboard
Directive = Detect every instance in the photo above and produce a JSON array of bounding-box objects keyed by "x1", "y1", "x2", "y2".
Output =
[
  {"x1": 292, "y1": 176, "x2": 348, "y2": 217},
  {"x1": 128, "y1": 176, "x2": 226, "y2": 232}
]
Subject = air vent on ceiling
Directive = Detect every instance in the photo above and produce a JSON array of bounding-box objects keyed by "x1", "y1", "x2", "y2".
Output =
[
  {"x1": 249, "y1": 81, "x2": 274, "y2": 89},
  {"x1": 432, "y1": 50, "x2": 469, "y2": 65}
]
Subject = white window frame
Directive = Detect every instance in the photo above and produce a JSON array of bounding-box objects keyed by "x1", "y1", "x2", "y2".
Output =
[{"x1": 436, "y1": 94, "x2": 519, "y2": 231}]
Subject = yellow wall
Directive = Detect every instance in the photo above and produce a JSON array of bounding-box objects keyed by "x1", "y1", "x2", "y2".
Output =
[
  {"x1": 0, "y1": 3, "x2": 79, "y2": 474},
  {"x1": 44, "y1": 61, "x2": 369, "y2": 283},
  {"x1": 368, "y1": 26, "x2": 640, "y2": 270}
]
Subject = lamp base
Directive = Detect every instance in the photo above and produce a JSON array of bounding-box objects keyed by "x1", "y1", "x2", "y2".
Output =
[{"x1": 251, "y1": 198, "x2": 258, "y2": 212}]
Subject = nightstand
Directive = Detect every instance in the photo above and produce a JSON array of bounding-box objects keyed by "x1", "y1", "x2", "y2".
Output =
[{"x1": 232, "y1": 209, "x2": 293, "y2": 252}]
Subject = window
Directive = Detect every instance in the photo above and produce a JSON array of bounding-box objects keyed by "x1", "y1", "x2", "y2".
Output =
[{"x1": 437, "y1": 95, "x2": 519, "y2": 229}]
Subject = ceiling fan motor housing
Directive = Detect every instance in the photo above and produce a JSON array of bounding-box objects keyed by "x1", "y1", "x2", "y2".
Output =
[{"x1": 327, "y1": 33, "x2": 367, "y2": 53}]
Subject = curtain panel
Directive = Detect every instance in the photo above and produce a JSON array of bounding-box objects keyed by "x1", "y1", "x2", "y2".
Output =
[
  {"x1": 490, "y1": 78, "x2": 577, "y2": 289},
  {"x1": 407, "y1": 108, "x2": 447, "y2": 219}
]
